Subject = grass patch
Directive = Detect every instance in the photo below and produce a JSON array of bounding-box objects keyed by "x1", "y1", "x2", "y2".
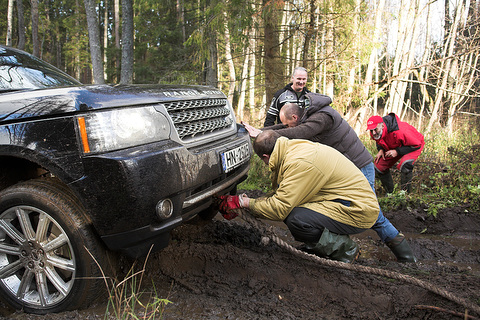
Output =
[
  {"x1": 103, "y1": 260, "x2": 172, "y2": 319},
  {"x1": 87, "y1": 246, "x2": 172, "y2": 320},
  {"x1": 237, "y1": 155, "x2": 272, "y2": 193}
]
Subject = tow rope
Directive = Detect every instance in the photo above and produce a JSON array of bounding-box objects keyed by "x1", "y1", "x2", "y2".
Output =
[{"x1": 233, "y1": 208, "x2": 480, "y2": 316}]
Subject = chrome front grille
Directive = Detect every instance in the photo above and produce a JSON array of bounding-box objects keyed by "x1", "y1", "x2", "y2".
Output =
[{"x1": 163, "y1": 98, "x2": 233, "y2": 140}]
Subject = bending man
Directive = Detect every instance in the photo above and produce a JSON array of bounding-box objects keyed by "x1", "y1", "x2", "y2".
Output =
[{"x1": 221, "y1": 131, "x2": 379, "y2": 263}]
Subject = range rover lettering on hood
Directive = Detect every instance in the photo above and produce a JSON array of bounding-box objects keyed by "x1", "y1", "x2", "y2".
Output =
[{"x1": 163, "y1": 89, "x2": 223, "y2": 97}]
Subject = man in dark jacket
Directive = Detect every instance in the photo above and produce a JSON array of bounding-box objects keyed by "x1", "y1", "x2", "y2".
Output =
[
  {"x1": 367, "y1": 114, "x2": 425, "y2": 193},
  {"x1": 264, "y1": 67, "x2": 310, "y2": 127},
  {"x1": 243, "y1": 93, "x2": 416, "y2": 262}
]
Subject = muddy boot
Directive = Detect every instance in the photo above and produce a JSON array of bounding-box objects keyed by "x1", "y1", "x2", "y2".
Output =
[
  {"x1": 309, "y1": 229, "x2": 359, "y2": 263},
  {"x1": 386, "y1": 233, "x2": 417, "y2": 263},
  {"x1": 377, "y1": 170, "x2": 394, "y2": 194},
  {"x1": 400, "y1": 162, "x2": 414, "y2": 193}
]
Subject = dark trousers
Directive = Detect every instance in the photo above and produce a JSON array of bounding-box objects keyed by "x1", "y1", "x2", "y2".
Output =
[{"x1": 284, "y1": 206, "x2": 368, "y2": 243}]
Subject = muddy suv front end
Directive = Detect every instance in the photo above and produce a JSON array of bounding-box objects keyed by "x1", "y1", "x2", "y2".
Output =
[
  {"x1": 72, "y1": 87, "x2": 252, "y2": 257},
  {"x1": 0, "y1": 45, "x2": 252, "y2": 314}
]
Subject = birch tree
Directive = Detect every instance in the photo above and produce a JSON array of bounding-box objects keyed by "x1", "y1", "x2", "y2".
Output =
[
  {"x1": 384, "y1": 0, "x2": 422, "y2": 117},
  {"x1": 103, "y1": 0, "x2": 109, "y2": 79},
  {"x1": 426, "y1": 1, "x2": 465, "y2": 133},
  {"x1": 6, "y1": 0, "x2": 14, "y2": 46},
  {"x1": 353, "y1": 0, "x2": 385, "y2": 133},
  {"x1": 248, "y1": 1, "x2": 257, "y2": 121},
  {"x1": 444, "y1": 1, "x2": 480, "y2": 134},
  {"x1": 114, "y1": 0, "x2": 121, "y2": 82},
  {"x1": 415, "y1": 1, "x2": 435, "y2": 131}
]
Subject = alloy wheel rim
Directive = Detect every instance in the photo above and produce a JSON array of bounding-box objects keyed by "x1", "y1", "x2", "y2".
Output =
[{"x1": 0, "y1": 205, "x2": 76, "y2": 308}]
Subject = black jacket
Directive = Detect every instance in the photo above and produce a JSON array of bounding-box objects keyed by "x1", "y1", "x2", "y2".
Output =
[{"x1": 264, "y1": 83, "x2": 310, "y2": 127}]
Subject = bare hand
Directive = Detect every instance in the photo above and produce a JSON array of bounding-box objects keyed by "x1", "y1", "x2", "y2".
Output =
[
  {"x1": 374, "y1": 149, "x2": 385, "y2": 163},
  {"x1": 241, "y1": 121, "x2": 262, "y2": 138},
  {"x1": 385, "y1": 149, "x2": 398, "y2": 158},
  {"x1": 239, "y1": 193, "x2": 250, "y2": 208}
]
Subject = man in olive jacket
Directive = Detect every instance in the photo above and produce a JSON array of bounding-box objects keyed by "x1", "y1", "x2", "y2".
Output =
[{"x1": 232, "y1": 131, "x2": 380, "y2": 263}]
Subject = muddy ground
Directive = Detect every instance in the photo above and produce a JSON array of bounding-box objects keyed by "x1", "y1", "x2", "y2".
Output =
[{"x1": 2, "y1": 201, "x2": 480, "y2": 319}]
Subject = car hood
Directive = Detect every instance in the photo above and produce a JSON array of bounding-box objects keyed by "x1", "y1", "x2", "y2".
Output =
[{"x1": 0, "y1": 84, "x2": 227, "y2": 122}]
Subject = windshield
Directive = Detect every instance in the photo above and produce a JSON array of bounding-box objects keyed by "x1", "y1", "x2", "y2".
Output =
[{"x1": 0, "y1": 47, "x2": 81, "y2": 92}]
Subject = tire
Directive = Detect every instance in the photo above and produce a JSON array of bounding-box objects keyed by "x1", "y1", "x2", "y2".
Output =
[{"x1": 0, "y1": 178, "x2": 107, "y2": 314}]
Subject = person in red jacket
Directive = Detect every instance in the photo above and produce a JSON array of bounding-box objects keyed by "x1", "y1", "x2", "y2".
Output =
[{"x1": 367, "y1": 113, "x2": 425, "y2": 193}]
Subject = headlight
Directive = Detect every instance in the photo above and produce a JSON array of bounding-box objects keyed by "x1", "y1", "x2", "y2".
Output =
[{"x1": 77, "y1": 106, "x2": 171, "y2": 154}]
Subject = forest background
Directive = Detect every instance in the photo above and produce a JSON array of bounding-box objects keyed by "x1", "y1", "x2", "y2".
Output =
[
  {"x1": 2, "y1": 0, "x2": 480, "y2": 211},
  {"x1": 2, "y1": 0, "x2": 480, "y2": 134}
]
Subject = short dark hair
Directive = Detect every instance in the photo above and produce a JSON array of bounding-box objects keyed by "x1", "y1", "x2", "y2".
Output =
[
  {"x1": 281, "y1": 103, "x2": 303, "y2": 120},
  {"x1": 253, "y1": 130, "x2": 281, "y2": 158}
]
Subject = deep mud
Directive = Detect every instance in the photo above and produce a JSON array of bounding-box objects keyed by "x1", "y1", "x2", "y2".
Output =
[{"x1": 2, "y1": 204, "x2": 480, "y2": 320}]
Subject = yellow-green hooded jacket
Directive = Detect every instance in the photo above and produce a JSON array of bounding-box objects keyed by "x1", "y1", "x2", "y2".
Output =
[{"x1": 248, "y1": 137, "x2": 379, "y2": 229}]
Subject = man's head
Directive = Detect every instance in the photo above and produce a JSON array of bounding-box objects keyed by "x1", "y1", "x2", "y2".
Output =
[
  {"x1": 279, "y1": 103, "x2": 303, "y2": 128},
  {"x1": 291, "y1": 67, "x2": 308, "y2": 92},
  {"x1": 253, "y1": 130, "x2": 281, "y2": 165},
  {"x1": 367, "y1": 115, "x2": 384, "y2": 140}
]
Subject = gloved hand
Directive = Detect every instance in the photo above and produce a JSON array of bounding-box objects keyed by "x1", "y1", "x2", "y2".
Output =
[{"x1": 218, "y1": 195, "x2": 242, "y2": 220}]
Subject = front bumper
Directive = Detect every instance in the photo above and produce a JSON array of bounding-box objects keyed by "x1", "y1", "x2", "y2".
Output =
[
  {"x1": 71, "y1": 131, "x2": 251, "y2": 257},
  {"x1": 99, "y1": 165, "x2": 249, "y2": 257}
]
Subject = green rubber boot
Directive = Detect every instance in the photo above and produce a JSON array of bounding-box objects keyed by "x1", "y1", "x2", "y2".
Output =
[
  {"x1": 386, "y1": 233, "x2": 417, "y2": 263},
  {"x1": 309, "y1": 228, "x2": 360, "y2": 263}
]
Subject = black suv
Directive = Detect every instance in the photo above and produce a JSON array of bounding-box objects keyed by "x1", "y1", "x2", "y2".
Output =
[{"x1": 0, "y1": 45, "x2": 251, "y2": 314}]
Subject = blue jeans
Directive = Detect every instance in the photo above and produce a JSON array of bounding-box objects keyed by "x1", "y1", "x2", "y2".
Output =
[{"x1": 360, "y1": 162, "x2": 399, "y2": 243}]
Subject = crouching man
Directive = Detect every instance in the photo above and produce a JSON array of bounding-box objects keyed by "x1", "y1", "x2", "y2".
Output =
[{"x1": 221, "y1": 130, "x2": 390, "y2": 263}]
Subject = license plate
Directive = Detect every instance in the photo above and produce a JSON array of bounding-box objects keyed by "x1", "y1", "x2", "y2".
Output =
[{"x1": 221, "y1": 143, "x2": 250, "y2": 173}]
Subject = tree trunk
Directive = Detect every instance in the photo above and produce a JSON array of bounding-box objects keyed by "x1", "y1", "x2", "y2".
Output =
[
  {"x1": 120, "y1": 0, "x2": 134, "y2": 84},
  {"x1": 416, "y1": 1, "x2": 434, "y2": 131},
  {"x1": 205, "y1": 35, "x2": 218, "y2": 87},
  {"x1": 16, "y1": 0, "x2": 26, "y2": 49},
  {"x1": 323, "y1": 2, "x2": 335, "y2": 98},
  {"x1": 263, "y1": 0, "x2": 283, "y2": 106},
  {"x1": 248, "y1": 26, "x2": 256, "y2": 121},
  {"x1": 302, "y1": 0, "x2": 316, "y2": 69},
  {"x1": 237, "y1": 45, "x2": 249, "y2": 121},
  {"x1": 363, "y1": 0, "x2": 385, "y2": 99},
  {"x1": 354, "y1": 0, "x2": 385, "y2": 134},
  {"x1": 385, "y1": 0, "x2": 420, "y2": 117},
  {"x1": 115, "y1": 0, "x2": 121, "y2": 82},
  {"x1": 84, "y1": 0, "x2": 105, "y2": 84},
  {"x1": 426, "y1": 1, "x2": 464, "y2": 133},
  {"x1": 6, "y1": 0, "x2": 14, "y2": 46},
  {"x1": 31, "y1": 0, "x2": 40, "y2": 57},
  {"x1": 103, "y1": 0, "x2": 109, "y2": 80},
  {"x1": 248, "y1": 0, "x2": 257, "y2": 122},
  {"x1": 224, "y1": 13, "x2": 236, "y2": 106},
  {"x1": 75, "y1": 0, "x2": 81, "y2": 80},
  {"x1": 177, "y1": 0, "x2": 186, "y2": 44},
  {"x1": 445, "y1": 0, "x2": 479, "y2": 135}
]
